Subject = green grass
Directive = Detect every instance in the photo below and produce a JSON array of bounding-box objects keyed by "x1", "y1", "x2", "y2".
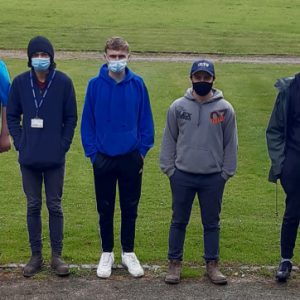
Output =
[
  {"x1": 1, "y1": 59, "x2": 300, "y2": 269},
  {"x1": 1, "y1": 0, "x2": 300, "y2": 55}
]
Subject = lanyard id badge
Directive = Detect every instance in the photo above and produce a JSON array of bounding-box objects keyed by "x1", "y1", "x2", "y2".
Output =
[
  {"x1": 30, "y1": 70, "x2": 56, "y2": 127},
  {"x1": 31, "y1": 118, "x2": 44, "y2": 128}
]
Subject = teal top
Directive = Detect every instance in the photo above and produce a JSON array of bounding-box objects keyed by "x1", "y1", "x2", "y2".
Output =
[{"x1": 0, "y1": 60, "x2": 11, "y2": 107}]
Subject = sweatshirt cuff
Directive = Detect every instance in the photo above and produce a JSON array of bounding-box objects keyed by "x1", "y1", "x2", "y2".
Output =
[
  {"x1": 139, "y1": 148, "x2": 148, "y2": 158},
  {"x1": 221, "y1": 171, "x2": 230, "y2": 181},
  {"x1": 90, "y1": 152, "x2": 97, "y2": 163},
  {"x1": 166, "y1": 168, "x2": 176, "y2": 178}
]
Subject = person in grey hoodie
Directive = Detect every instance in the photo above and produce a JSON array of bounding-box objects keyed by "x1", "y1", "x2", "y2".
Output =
[{"x1": 160, "y1": 60, "x2": 237, "y2": 285}]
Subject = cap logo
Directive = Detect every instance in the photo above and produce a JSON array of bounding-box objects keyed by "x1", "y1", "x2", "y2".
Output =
[{"x1": 198, "y1": 62, "x2": 209, "y2": 67}]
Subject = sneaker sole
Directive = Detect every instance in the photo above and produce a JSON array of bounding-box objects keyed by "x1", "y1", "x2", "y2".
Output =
[
  {"x1": 97, "y1": 267, "x2": 112, "y2": 279},
  {"x1": 164, "y1": 278, "x2": 180, "y2": 284},
  {"x1": 54, "y1": 270, "x2": 70, "y2": 277},
  {"x1": 210, "y1": 278, "x2": 228, "y2": 285},
  {"x1": 276, "y1": 274, "x2": 290, "y2": 283},
  {"x1": 206, "y1": 274, "x2": 228, "y2": 285},
  {"x1": 97, "y1": 272, "x2": 111, "y2": 279}
]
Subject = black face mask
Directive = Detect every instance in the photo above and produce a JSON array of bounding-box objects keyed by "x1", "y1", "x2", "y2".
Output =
[{"x1": 192, "y1": 81, "x2": 213, "y2": 96}]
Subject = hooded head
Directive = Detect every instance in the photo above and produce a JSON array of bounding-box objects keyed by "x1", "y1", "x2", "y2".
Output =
[{"x1": 27, "y1": 36, "x2": 56, "y2": 69}]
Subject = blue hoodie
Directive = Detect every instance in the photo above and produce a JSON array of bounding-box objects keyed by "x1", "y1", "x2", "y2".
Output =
[{"x1": 81, "y1": 64, "x2": 154, "y2": 162}]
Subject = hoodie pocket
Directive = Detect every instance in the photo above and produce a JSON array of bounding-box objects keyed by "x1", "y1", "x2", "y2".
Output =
[
  {"x1": 176, "y1": 145, "x2": 221, "y2": 174},
  {"x1": 101, "y1": 130, "x2": 138, "y2": 155}
]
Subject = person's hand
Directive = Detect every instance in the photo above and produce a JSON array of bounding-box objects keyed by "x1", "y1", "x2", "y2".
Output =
[{"x1": 0, "y1": 134, "x2": 11, "y2": 152}]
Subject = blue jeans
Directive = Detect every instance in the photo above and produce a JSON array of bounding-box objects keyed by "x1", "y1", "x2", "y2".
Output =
[
  {"x1": 168, "y1": 169, "x2": 226, "y2": 261},
  {"x1": 20, "y1": 165, "x2": 65, "y2": 255}
]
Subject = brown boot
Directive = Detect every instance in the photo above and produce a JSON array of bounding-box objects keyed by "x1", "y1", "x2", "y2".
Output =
[
  {"x1": 165, "y1": 260, "x2": 182, "y2": 284},
  {"x1": 206, "y1": 260, "x2": 227, "y2": 285},
  {"x1": 51, "y1": 253, "x2": 70, "y2": 276},
  {"x1": 23, "y1": 254, "x2": 43, "y2": 277}
]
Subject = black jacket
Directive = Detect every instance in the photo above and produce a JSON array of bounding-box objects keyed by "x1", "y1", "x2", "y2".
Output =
[
  {"x1": 7, "y1": 69, "x2": 77, "y2": 169},
  {"x1": 266, "y1": 75, "x2": 300, "y2": 182}
]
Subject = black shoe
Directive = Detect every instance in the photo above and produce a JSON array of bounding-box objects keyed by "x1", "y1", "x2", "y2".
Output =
[
  {"x1": 23, "y1": 254, "x2": 43, "y2": 277},
  {"x1": 276, "y1": 261, "x2": 292, "y2": 282},
  {"x1": 51, "y1": 253, "x2": 70, "y2": 276}
]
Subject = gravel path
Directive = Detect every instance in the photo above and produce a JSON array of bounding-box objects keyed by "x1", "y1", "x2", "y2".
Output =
[
  {"x1": 1, "y1": 272, "x2": 300, "y2": 300},
  {"x1": 1, "y1": 49, "x2": 300, "y2": 64},
  {"x1": 1, "y1": 266, "x2": 300, "y2": 299}
]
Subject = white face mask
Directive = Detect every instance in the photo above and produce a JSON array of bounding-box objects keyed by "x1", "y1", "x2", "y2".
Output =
[{"x1": 107, "y1": 59, "x2": 127, "y2": 73}]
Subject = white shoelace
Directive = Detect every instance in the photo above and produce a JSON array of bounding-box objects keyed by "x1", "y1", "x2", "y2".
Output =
[
  {"x1": 100, "y1": 254, "x2": 112, "y2": 266},
  {"x1": 125, "y1": 254, "x2": 140, "y2": 267}
]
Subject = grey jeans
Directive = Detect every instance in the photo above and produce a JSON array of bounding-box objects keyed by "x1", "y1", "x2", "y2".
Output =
[{"x1": 20, "y1": 164, "x2": 65, "y2": 255}]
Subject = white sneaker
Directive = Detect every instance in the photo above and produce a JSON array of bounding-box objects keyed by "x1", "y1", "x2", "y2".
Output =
[
  {"x1": 121, "y1": 252, "x2": 144, "y2": 278},
  {"x1": 97, "y1": 252, "x2": 114, "y2": 278}
]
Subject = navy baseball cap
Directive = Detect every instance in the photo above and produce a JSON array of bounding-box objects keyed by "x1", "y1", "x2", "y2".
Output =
[{"x1": 190, "y1": 60, "x2": 215, "y2": 77}]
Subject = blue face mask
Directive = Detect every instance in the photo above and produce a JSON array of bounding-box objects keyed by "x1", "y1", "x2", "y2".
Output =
[
  {"x1": 107, "y1": 59, "x2": 127, "y2": 73},
  {"x1": 31, "y1": 57, "x2": 51, "y2": 71}
]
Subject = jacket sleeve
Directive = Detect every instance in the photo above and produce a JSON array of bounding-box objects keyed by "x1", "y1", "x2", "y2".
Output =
[
  {"x1": 80, "y1": 81, "x2": 97, "y2": 162},
  {"x1": 222, "y1": 105, "x2": 238, "y2": 180},
  {"x1": 7, "y1": 78, "x2": 23, "y2": 150},
  {"x1": 160, "y1": 105, "x2": 178, "y2": 177},
  {"x1": 62, "y1": 78, "x2": 78, "y2": 153},
  {"x1": 266, "y1": 91, "x2": 286, "y2": 183},
  {"x1": 137, "y1": 82, "x2": 155, "y2": 157},
  {"x1": 0, "y1": 60, "x2": 11, "y2": 107}
]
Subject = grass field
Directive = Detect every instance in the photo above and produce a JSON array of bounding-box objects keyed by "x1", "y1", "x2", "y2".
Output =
[
  {"x1": 1, "y1": 0, "x2": 300, "y2": 55},
  {"x1": 1, "y1": 58, "x2": 300, "y2": 268}
]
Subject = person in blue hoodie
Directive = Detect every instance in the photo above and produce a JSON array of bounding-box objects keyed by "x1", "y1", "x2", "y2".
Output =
[
  {"x1": 7, "y1": 36, "x2": 77, "y2": 277},
  {"x1": 81, "y1": 36, "x2": 154, "y2": 279},
  {"x1": 0, "y1": 59, "x2": 11, "y2": 152}
]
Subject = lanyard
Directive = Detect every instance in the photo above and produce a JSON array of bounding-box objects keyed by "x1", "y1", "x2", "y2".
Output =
[{"x1": 30, "y1": 70, "x2": 56, "y2": 117}]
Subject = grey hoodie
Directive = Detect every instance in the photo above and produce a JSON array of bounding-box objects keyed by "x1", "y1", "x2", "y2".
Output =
[{"x1": 160, "y1": 88, "x2": 238, "y2": 180}]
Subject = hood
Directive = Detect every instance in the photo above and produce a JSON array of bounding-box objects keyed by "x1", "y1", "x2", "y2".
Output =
[
  {"x1": 98, "y1": 64, "x2": 134, "y2": 83},
  {"x1": 94, "y1": 63, "x2": 135, "y2": 127},
  {"x1": 27, "y1": 36, "x2": 56, "y2": 69},
  {"x1": 274, "y1": 76, "x2": 294, "y2": 92},
  {"x1": 184, "y1": 87, "x2": 224, "y2": 104}
]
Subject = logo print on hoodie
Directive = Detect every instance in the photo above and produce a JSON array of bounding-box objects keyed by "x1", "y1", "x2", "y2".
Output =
[
  {"x1": 210, "y1": 109, "x2": 227, "y2": 124},
  {"x1": 176, "y1": 106, "x2": 192, "y2": 121}
]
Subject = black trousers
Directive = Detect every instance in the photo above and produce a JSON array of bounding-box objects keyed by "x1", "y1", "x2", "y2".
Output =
[
  {"x1": 93, "y1": 150, "x2": 143, "y2": 252},
  {"x1": 280, "y1": 148, "x2": 300, "y2": 259},
  {"x1": 20, "y1": 164, "x2": 65, "y2": 255}
]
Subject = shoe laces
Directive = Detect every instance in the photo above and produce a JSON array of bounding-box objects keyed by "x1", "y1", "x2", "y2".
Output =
[
  {"x1": 100, "y1": 253, "x2": 112, "y2": 267},
  {"x1": 124, "y1": 253, "x2": 140, "y2": 267}
]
